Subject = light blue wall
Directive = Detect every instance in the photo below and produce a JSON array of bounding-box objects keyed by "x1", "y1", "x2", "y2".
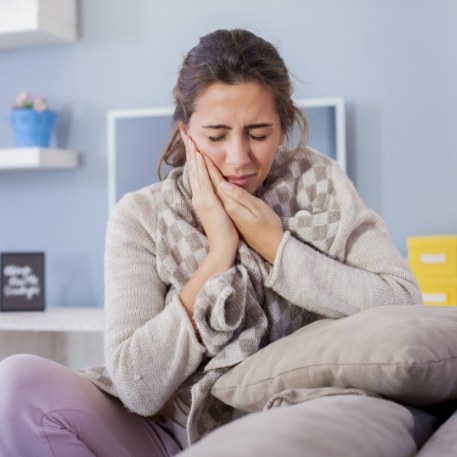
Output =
[{"x1": 1, "y1": 0, "x2": 456, "y2": 308}]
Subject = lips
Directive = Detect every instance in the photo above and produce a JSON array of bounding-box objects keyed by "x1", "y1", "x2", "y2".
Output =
[{"x1": 225, "y1": 174, "x2": 255, "y2": 187}]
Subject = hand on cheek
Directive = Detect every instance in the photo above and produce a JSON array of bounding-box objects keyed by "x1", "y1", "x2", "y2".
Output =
[
  {"x1": 178, "y1": 131, "x2": 239, "y2": 323},
  {"x1": 204, "y1": 156, "x2": 284, "y2": 264},
  {"x1": 181, "y1": 130, "x2": 240, "y2": 264}
]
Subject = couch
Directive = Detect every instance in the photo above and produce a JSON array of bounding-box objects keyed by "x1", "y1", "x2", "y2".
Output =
[{"x1": 178, "y1": 305, "x2": 457, "y2": 456}]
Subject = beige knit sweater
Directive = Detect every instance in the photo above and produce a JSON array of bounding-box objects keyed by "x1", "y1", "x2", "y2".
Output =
[{"x1": 80, "y1": 147, "x2": 421, "y2": 447}]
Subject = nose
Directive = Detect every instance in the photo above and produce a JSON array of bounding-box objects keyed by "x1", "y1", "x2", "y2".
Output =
[{"x1": 225, "y1": 136, "x2": 251, "y2": 168}]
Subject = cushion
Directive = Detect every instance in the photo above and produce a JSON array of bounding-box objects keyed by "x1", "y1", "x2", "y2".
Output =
[
  {"x1": 211, "y1": 305, "x2": 457, "y2": 412},
  {"x1": 178, "y1": 395, "x2": 419, "y2": 457}
]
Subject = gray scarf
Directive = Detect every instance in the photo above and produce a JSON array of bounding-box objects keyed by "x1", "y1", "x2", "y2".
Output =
[{"x1": 154, "y1": 147, "x2": 342, "y2": 443}]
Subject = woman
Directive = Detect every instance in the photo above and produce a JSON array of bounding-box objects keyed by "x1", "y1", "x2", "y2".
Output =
[{"x1": 0, "y1": 29, "x2": 421, "y2": 457}]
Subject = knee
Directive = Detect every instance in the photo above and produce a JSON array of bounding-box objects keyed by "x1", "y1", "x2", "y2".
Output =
[
  {"x1": 0, "y1": 354, "x2": 50, "y2": 412},
  {"x1": 0, "y1": 352, "x2": 36, "y2": 382},
  {"x1": 0, "y1": 353, "x2": 46, "y2": 385},
  {"x1": 0, "y1": 355, "x2": 70, "y2": 453}
]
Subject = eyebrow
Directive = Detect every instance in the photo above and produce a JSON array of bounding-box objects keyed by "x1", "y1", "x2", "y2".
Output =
[{"x1": 202, "y1": 122, "x2": 273, "y2": 130}]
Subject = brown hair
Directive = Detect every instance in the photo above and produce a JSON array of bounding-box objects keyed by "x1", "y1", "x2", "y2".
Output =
[{"x1": 157, "y1": 29, "x2": 308, "y2": 179}]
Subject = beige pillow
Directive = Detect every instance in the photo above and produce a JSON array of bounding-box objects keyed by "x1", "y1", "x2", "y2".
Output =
[{"x1": 211, "y1": 305, "x2": 457, "y2": 412}]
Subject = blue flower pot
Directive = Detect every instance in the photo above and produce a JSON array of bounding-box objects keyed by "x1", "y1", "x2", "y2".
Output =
[{"x1": 9, "y1": 109, "x2": 58, "y2": 148}]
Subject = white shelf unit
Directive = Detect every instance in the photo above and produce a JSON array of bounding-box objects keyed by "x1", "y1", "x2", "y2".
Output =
[
  {"x1": 0, "y1": 307, "x2": 104, "y2": 332},
  {"x1": 0, "y1": 307, "x2": 104, "y2": 369},
  {"x1": 0, "y1": 147, "x2": 78, "y2": 170},
  {"x1": 0, "y1": 0, "x2": 78, "y2": 49}
]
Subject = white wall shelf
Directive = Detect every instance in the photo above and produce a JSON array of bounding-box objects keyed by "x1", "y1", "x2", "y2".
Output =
[
  {"x1": 0, "y1": 307, "x2": 104, "y2": 332},
  {"x1": 0, "y1": 147, "x2": 79, "y2": 170},
  {"x1": 0, "y1": 0, "x2": 78, "y2": 49}
]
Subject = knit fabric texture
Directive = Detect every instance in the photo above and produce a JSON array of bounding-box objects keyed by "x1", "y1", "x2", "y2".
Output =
[{"x1": 80, "y1": 147, "x2": 421, "y2": 445}]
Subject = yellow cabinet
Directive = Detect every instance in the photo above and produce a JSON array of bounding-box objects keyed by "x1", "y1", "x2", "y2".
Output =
[
  {"x1": 415, "y1": 277, "x2": 457, "y2": 306},
  {"x1": 407, "y1": 235, "x2": 457, "y2": 278}
]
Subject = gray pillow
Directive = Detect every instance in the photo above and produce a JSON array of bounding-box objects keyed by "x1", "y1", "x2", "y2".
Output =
[
  {"x1": 211, "y1": 305, "x2": 457, "y2": 412},
  {"x1": 178, "y1": 395, "x2": 420, "y2": 457}
]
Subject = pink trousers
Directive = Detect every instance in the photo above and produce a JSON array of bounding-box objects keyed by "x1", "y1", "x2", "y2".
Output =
[{"x1": 0, "y1": 354, "x2": 181, "y2": 457}]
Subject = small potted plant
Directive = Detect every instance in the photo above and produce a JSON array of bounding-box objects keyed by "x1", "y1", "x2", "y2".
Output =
[{"x1": 8, "y1": 91, "x2": 58, "y2": 148}]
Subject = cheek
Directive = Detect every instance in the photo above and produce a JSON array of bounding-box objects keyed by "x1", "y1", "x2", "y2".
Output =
[
  {"x1": 199, "y1": 142, "x2": 226, "y2": 166},
  {"x1": 254, "y1": 145, "x2": 277, "y2": 171}
]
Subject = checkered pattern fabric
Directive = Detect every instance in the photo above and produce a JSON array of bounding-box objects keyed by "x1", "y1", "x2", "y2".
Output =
[
  {"x1": 78, "y1": 145, "x2": 421, "y2": 450},
  {"x1": 152, "y1": 147, "x2": 343, "y2": 443}
]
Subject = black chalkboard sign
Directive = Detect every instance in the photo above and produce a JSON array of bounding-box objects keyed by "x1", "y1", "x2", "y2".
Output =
[{"x1": 1, "y1": 253, "x2": 45, "y2": 311}]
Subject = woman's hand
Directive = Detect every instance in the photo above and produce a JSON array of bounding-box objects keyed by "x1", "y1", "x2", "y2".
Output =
[
  {"x1": 205, "y1": 156, "x2": 284, "y2": 264},
  {"x1": 183, "y1": 132, "x2": 240, "y2": 267},
  {"x1": 179, "y1": 133, "x2": 240, "y2": 324}
]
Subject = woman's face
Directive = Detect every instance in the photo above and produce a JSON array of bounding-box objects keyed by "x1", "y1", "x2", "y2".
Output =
[{"x1": 184, "y1": 82, "x2": 284, "y2": 195}]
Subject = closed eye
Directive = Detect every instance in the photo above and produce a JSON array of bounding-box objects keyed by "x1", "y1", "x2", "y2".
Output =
[
  {"x1": 249, "y1": 134, "x2": 267, "y2": 141},
  {"x1": 208, "y1": 135, "x2": 225, "y2": 142},
  {"x1": 208, "y1": 132, "x2": 269, "y2": 142}
]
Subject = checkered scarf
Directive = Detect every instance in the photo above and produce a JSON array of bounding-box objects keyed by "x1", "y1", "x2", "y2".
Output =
[{"x1": 155, "y1": 147, "x2": 342, "y2": 443}]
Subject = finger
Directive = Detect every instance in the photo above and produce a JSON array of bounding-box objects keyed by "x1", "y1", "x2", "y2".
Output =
[
  {"x1": 204, "y1": 155, "x2": 226, "y2": 189},
  {"x1": 185, "y1": 135, "x2": 204, "y2": 198},
  {"x1": 189, "y1": 138, "x2": 218, "y2": 198},
  {"x1": 202, "y1": 156, "x2": 257, "y2": 217},
  {"x1": 225, "y1": 189, "x2": 257, "y2": 221},
  {"x1": 186, "y1": 135, "x2": 199, "y2": 177},
  {"x1": 202, "y1": 156, "x2": 243, "y2": 213},
  {"x1": 182, "y1": 131, "x2": 191, "y2": 165},
  {"x1": 217, "y1": 176, "x2": 259, "y2": 216}
]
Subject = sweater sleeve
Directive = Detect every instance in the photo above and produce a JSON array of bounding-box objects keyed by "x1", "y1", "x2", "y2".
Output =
[
  {"x1": 103, "y1": 193, "x2": 206, "y2": 417},
  {"x1": 265, "y1": 162, "x2": 422, "y2": 318}
]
